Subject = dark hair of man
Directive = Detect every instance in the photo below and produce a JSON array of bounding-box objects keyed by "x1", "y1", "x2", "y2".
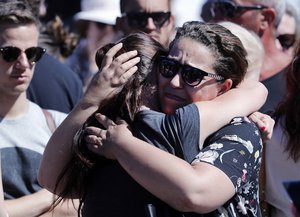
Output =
[
  {"x1": 0, "y1": 0, "x2": 38, "y2": 26},
  {"x1": 52, "y1": 32, "x2": 166, "y2": 211},
  {"x1": 171, "y1": 21, "x2": 248, "y2": 88},
  {"x1": 25, "y1": 0, "x2": 41, "y2": 19},
  {"x1": 275, "y1": 41, "x2": 300, "y2": 162}
]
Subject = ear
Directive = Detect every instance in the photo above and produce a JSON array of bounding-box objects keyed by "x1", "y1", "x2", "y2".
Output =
[
  {"x1": 168, "y1": 15, "x2": 175, "y2": 28},
  {"x1": 259, "y1": 8, "x2": 276, "y2": 30},
  {"x1": 217, "y1": 79, "x2": 233, "y2": 96}
]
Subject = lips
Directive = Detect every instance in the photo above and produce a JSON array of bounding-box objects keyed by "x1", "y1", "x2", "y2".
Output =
[
  {"x1": 163, "y1": 92, "x2": 186, "y2": 102},
  {"x1": 10, "y1": 73, "x2": 29, "y2": 82}
]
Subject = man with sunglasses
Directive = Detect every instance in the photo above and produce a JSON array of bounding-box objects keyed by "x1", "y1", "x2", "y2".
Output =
[
  {"x1": 276, "y1": 3, "x2": 300, "y2": 67},
  {"x1": 0, "y1": 1, "x2": 78, "y2": 216},
  {"x1": 116, "y1": 0, "x2": 175, "y2": 48},
  {"x1": 201, "y1": 0, "x2": 288, "y2": 114}
]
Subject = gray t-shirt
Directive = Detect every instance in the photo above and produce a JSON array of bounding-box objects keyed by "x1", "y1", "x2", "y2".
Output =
[
  {"x1": 82, "y1": 104, "x2": 200, "y2": 217},
  {"x1": 0, "y1": 101, "x2": 66, "y2": 199}
]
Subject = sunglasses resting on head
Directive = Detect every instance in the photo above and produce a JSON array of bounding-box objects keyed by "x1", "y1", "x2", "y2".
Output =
[
  {"x1": 0, "y1": 46, "x2": 46, "y2": 64},
  {"x1": 122, "y1": 11, "x2": 171, "y2": 29},
  {"x1": 158, "y1": 56, "x2": 224, "y2": 87},
  {"x1": 202, "y1": 0, "x2": 267, "y2": 22}
]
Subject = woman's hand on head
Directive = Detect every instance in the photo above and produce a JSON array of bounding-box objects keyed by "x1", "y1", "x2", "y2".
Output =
[
  {"x1": 84, "y1": 113, "x2": 132, "y2": 160},
  {"x1": 83, "y1": 43, "x2": 141, "y2": 106},
  {"x1": 249, "y1": 111, "x2": 275, "y2": 140}
]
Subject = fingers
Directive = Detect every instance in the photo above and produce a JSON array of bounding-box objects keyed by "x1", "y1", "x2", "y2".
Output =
[
  {"x1": 94, "y1": 113, "x2": 116, "y2": 129},
  {"x1": 249, "y1": 112, "x2": 275, "y2": 140},
  {"x1": 100, "y1": 43, "x2": 123, "y2": 70},
  {"x1": 110, "y1": 56, "x2": 140, "y2": 85}
]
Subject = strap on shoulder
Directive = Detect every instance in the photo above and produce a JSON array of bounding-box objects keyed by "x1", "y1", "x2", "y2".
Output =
[{"x1": 42, "y1": 109, "x2": 57, "y2": 134}]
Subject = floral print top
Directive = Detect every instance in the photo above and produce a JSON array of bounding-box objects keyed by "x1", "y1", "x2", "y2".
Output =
[{"x1": 191, "y1": 117, "x2": 263, "y2": 217}]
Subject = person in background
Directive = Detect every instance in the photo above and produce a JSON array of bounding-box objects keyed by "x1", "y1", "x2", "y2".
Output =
[
  {"x1": 117, "y1": 0, "x2": 175, "y2": 49},
  {"x1": 25, "y1": 0, "x2": 83, "y2": 113},
  {"x1": 276, "y1": 2, "x2": 300, "y2": 66},
  {"x1": 0, "y1": 1, "x2": 78, "y2": 216},
  {"x1": 263, "y1": 40, "x2": 300, "y2": 217},
  {"x1": 201, "y1": 0, "x2": 288, "y2": 114},
  {"x1": 65, "y1": 0, "x2": 121, "y2": 90},
  {"x1": 41, "y1": 0, "x2": 81, "y2": 30},
  {"x1": 219, "y1": 21, "x2": 265, "y2": 81}
]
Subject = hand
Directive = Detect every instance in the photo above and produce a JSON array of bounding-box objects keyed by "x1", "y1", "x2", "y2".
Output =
[
  {"x1": 84, "y1": 113, "x2": 132, "y2": 160},
  {"x1": 83, "y1": 43, "x2": 141, "y2": 106},
  {"x1": 248, "y1": 112, "x2": 275, "y2": 140}
]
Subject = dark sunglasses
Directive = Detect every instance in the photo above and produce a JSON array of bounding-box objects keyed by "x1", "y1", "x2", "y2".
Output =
[
  {"x1": 277, "y1": 34, "x2": 296, "y2": 50},
  {"x1": 158, "y1": 56, "x2": 224, "y2": 87},
  {"x1": 122, "y1": 11, "x2": 171, "y2": 29},
  {"x1": 0, "y1": 46, "x2": 46, "y2": 63},
  {"x1": 202, "y1": 0, "x2": 267, "y2": 22}
]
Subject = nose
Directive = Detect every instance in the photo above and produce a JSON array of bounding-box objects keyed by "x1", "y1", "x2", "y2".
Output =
[
  {"x1": 169, "y1": 73, "x2": 183, "y2": 88},
  {"x1": 145, "y1": 17, "x2": 157, "y2": 30},
  {"x1": 15, "y1": 52, "x2": 30, "y2": 69}
]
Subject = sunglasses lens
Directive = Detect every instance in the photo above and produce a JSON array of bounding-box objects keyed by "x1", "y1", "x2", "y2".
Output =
[
  {"x1": 1, "y1": 47, "x2": 21, "y2": 62},
  {"x1": 126, "y1": 12, "x2": 170, "y2": 29},
  {"x1": 127, "y1": 13, "x2": 147, "y2": 28},
  {"x1": 25, "y1": 47, "x2": 45, "y2": 63},
  {"x1": 152, "y1": 12, "x2": 170, "y2": 27},
  {"x1": 212, "y1": 1, "x2": 236, "y2": 19},
  {"x1": 159, "y1": 56, "x2": 177, "y2": 78},
  {"x1": 182, "y1": 67, "x2": 204, "y2": 86},
  {"x1": 278, "y1": 34, "x2": 296, "y2": 49},
  {"x1": 0, "y1": 46, "x2": 45, "y2": 63}
]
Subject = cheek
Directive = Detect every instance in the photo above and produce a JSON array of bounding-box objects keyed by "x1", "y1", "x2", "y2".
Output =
[{"x1": 188, "y1": 84, "x2": 219, "y2": 103}]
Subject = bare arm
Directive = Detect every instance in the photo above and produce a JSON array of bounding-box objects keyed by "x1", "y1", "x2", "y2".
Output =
[
  {"x1": 38, "y1": 43, "x2": 140, "y2": 195},
  {"x1": 4, "y1": 189, "x2": 78, "y2": 217},
  {"x1": 86, "y1": 118, "x2": 235, "y2": 213},
  {"x1": 196, "y1": 79, "x2": 267, "y2": 145}
]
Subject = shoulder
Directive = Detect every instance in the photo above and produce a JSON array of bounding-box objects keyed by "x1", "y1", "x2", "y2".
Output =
[
  {"x1": 28, "y1": 101, "x2": 67, "y2": 126},
  {"x1": 46, "y1": 109, "x2": 67, "y2": 126},
  {"x1": 210, "y1": 116, "x2": 260, "y2": 141}
]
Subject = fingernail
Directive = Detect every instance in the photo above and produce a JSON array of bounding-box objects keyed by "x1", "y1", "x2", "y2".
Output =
[{"x1": 261, "y1": 126, "x2": 266, "y2": 131}]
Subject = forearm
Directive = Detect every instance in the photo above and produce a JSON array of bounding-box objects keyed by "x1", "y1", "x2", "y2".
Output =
[
  {"x1": 39, "y1": 199, "x2": 79, "y2": 217},
  {"x1": 111, "y1": 136, "x2": 234, "y2": 213},
  {"x1": 38, "y1": 98, "x2": 99, "y2": 194},
  {"x1": 4, "y1": 189, "x2": 54, "y2": 217},
  {"x1": 196, "y1": 79, "x2": 267, "y2": 143}
]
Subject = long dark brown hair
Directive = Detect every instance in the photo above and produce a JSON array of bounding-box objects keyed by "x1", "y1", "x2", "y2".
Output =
[
  {"x1": 52, "y1": 32, "x2": 166, "y2": 215},
  {"x1": 275, "y1": 41, "x2": 300, "y2": 162}
]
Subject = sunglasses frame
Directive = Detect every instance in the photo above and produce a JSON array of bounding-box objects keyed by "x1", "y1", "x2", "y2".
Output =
[
  {"x1": 122, "y1": 11, "x2": 171, "y2": 29},
  {"x1": 158, "y1": 56, "x2": 224, "y2": 87},
  {"x1": 210, "y1": 0, "x2": 268, "y2": 20},
  {"x1": 0, "y1": 46, "x2": 46, "y2": 64}
]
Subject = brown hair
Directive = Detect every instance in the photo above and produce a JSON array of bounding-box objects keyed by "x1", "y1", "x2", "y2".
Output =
[
  {"x1": 275, "y1": 41, "x2": 300, "y2": 162},
  {"x1": 0, "y1": 0, "x2": 39, "y2": 26},
  {"x1": 171, "y1": 21, "x2": 248, "y2": 87},
  {"x1": 53, "y1": 32, "x2": 166, "y2": 214}
]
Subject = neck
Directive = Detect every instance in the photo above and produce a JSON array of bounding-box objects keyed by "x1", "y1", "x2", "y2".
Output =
[
  {"x1": 0, "y1": 92, "x2": 29, "y2": 119},
  {"x1": 259, "y1": 32, "x2": 290, "y2": 81}
]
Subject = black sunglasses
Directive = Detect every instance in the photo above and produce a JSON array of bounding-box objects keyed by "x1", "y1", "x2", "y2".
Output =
[
  {"x1": 277, "y1": 34, "x2": 296, "y2": 50},
  {"x1": 202, "y1": 0, "x2": 267, "y2": 22},
  {"x1": 0, "y1": 46, "x2": 46, "y2": 63},
  {"x1": 122, "y1": 11, "x2": 171, "y2": 29},
  {"x1": 158, "y1": 56, "x2": 224, "y2": 87}
]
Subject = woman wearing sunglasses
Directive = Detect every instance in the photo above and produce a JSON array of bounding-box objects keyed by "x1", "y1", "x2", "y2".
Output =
[{"x1": 39, "y1": 22, "x2": 268, "y2": 217}]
